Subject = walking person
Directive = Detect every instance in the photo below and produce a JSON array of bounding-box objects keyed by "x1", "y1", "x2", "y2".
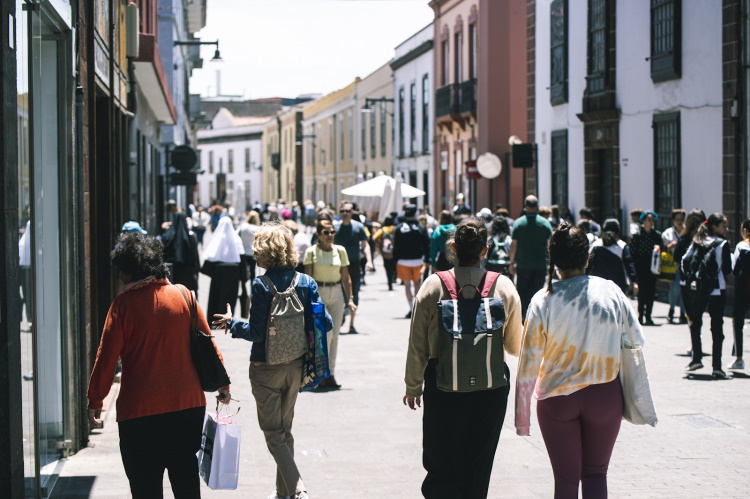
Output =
[
  {"x1": 87, "y1": 232, "x2": 230, "y2": 498},
  {"x1": 662, "y1": 209, "x2": 687, "y2": 323},
  {"x1": 682, "y1": 213, "x2": 733, "y2": 378},
  {"x1": 586, "y1": 218, "x2": 638, "y2": 295},
  {"x1": 304, "y1": 220, "x2": 356, "y2": 389},
  {"x1": 429, "y1": 210, "x2": 456, "y2": 273},
  {"x1": 485, "y1": 216, "x2": 512, "y2": 275},
  {"x1": 676, "y1": 210, "x2": 707, "y2": 328},
  {"x1": 393, "y1": 204, "x2": 431, "y2": 318},
  {"x1": 730, "y1": 218, "x2": 750, "y2": 370},
  {"x1": 509, "y1": 195, "x2": 554, "y2": 319},
  {"x1": 334, "y1": 201, "x2": 373, "y2": 334},
  {"x1": 628, "y1": 211, "x2": 663, "y2": 325},
  {"x1": 516, "y1": 223, "x2": 644, "y2": 499},
  {"x1": 191, "y1": 205, "x2": 210, "y2": 247},
  {"x1": 373, "y1": 215, "x2": 398, "y2": 290},
  {"x1": 162, "y1": 212, "x2": 201, "y2": 292},
  {"x1": 203, "y1": 216, "x2": 245, "y2": 322},
  {"x1": 212, "y1": 223, "x2": 314, "y2": 499},
  {"x1": 403, "y1": 218, "x2": 523, "y2": 499}
]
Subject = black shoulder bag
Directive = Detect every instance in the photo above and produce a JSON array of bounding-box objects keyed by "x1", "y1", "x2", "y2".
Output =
[{"x1": 176, "y1": 285, "x2": 231, "y2": 392}]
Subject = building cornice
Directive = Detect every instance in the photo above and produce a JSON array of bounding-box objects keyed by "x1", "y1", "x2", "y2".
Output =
[{"x1": 391, "y1": 40, "x2": 434, "y2": 71}]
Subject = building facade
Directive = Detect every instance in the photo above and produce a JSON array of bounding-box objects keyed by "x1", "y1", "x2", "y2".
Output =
[
  {"x1": 430, "y1": 0, "x2": 528, "y2": 215},
  {"x1": 392, "y1": 24, "x2": 434, "y2": 212},
  {"x1": 357, "y1": 62, "x2": 394, "y2": 182},
  {"x1": 301, "y1": 80, "x2": 358, "y2": 206},
  {"x1": 530, "y1": 0, "x2": 741, "y2": 234},
  {"x1": 197, "y1": 109, "x2": 268, "y2": 210}
]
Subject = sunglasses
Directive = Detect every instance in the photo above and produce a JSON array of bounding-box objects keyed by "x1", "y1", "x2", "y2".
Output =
[
  {"x1": 339, "y1": 209, "x2": 352, "y2": 213},
  {"x1": 321, "y1": 230, "x2": 336, "y2": 236}
]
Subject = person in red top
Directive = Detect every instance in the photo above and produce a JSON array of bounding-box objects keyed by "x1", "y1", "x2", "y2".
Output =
[{"x1": 87, "y1": 232, "x2": 230, "y2": 498}]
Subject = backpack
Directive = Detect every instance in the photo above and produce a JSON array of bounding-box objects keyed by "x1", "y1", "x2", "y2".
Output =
[
  {"x1": 258, "y1": 273, "x2": 309, "y2": 365},
  {"x1": 485, "y1": 237, "x2": 510, "y2": 274},
  {"x1": 434, "y1": 270, "x2": 507, "y2": 392},
  {"x1": 682, "y1": 239, "x2": 723, "y2": 298},
  {"x1": 381, "y1": 231, "x2": 394, "y2": 259}
]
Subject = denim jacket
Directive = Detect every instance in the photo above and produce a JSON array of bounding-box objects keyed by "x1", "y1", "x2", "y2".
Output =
[{"x1": 228, "y1": 267, "x2": 320, "y2": 362}]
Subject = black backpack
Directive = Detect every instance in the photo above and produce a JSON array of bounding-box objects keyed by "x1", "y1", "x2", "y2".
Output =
[
  {"x1": 485, "y1": 237, "x2": 510, "y2": 274},
  {"x1": 682, "y1": 239, "x2": 723, "y2": 298}
]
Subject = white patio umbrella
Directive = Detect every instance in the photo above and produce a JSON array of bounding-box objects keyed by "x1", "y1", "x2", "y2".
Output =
[{"x1": 340, "y1": 174, "x2": 425, "y2": 198}]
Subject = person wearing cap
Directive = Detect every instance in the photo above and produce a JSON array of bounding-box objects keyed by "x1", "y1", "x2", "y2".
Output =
[
  {"x1": 509, "y1": 195, "x2": 554, "y2": 319},
  {"x1": 452, "y1": 193, "x2": 471, "y2": 216},
  {"x1": 393, "y1": 204, "x2": 430, "y2": 318},
  {"x1": 628, "y1": 211, "x2": 663, "y2": 325},
  {"x1": 476, "y1": 207, "x2": 494, "y2": 231},
  {"x1": 122, "y1": 221, "x2": 148, "y2": 234}
]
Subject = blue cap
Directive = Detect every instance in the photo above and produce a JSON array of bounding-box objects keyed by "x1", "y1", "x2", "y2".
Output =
[
  {"x1": 121, "y1": 221, "x2": 147, "y2": 234},
  {"x1": 639, "y1": 211, "x2": 658, "y2": 221}
]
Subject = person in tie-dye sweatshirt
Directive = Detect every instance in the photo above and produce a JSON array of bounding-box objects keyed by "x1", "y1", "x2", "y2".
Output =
[{"x1": 515, "y1": 223, "x2": 645, "y2": 499}]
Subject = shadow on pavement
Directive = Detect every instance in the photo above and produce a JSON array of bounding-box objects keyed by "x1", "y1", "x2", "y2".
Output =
[
  {"x1": 684, "y1": 373, "x2": 734, "y2": 381},
  {"x1": 49, "y1": 476, "x2": 96, "y2": 499}
]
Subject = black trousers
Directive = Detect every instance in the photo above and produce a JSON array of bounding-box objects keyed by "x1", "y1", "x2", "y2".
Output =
[
  {"x1": 516, "y1": 268, "x2": 547, "y2": 319},
  {"x1": 118, "y1": 405, "x2": 205, "y2": 499},
  {"x1": 733, "y1": 281, "x2": 749, "y2": 356},
  {"x1": 689, "y1": 291, "x2": 726, "y2": 369},
  {"x1": 383, "y1": 258, "x2": 397, "y2": 289},
  {"x1": 421, "y1": 359, "x2": 510, "y2": 499},
  {"x1": 207, "y1": 263, "x2": 241, "y2": 321},
  {"x1": 637, "y1": 271, "x2": 657, "y2": 321}
]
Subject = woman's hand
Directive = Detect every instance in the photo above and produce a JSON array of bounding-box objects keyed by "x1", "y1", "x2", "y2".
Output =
[
  {"x1": 403, "y1": 395, "x2": 421, "y2": 410},
  {"x1": 216, "y1": 387, "x2": 231, "y2": 405},
  {"x1": 88, "y1": 408, "x2": 102, "y2": 428},
  {"x1": 212, "y1": 304, "x2": 232, "y2": 333},
  {"x1": 348, "y1": 299, "x2": 357, "y2": 313}
]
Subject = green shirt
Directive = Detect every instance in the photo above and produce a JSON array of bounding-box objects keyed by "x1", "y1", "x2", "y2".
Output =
[{"x1": 511, "y1": 214, "x2": 553, "y2": 269}]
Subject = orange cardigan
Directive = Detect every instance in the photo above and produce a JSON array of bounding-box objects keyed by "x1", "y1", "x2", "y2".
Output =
[{"x1": 87, "y1": 281, "x2": 227, "y2": 422}]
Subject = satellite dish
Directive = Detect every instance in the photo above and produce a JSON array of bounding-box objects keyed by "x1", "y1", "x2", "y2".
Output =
[{"x1": 476, "y1": 152, "x2": 502, "y2": 179}]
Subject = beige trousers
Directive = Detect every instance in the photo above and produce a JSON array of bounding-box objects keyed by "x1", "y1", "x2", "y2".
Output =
[
  {"x1": 317, "y1": 284, "x2": 345, "y2": 375},
  {"x1": 249, "y1": 359, "x2": 306, "y2": 497}
]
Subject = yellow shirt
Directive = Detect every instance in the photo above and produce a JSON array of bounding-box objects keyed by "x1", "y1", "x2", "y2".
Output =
[{"x1": 303, "y1": 244, "x2": 350, "y2": 283}]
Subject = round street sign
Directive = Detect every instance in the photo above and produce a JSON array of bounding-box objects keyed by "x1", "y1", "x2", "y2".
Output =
[
  {"x1": 171, "y1": 145, "x2": 198, "y2": 172},
  {"x1": 476, "y1": 152, "x2": 502, "y2": 179}
]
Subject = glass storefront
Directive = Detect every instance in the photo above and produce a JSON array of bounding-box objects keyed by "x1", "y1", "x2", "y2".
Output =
[{"x1": 17, "y1": 1, "x2": 72, "y2": 496}]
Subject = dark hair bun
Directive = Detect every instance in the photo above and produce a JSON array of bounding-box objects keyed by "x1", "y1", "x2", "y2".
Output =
[{"x1": 454, "y1": 218, "x2": 488, "y2": 266}]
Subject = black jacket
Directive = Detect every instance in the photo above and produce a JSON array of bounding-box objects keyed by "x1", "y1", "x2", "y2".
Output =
[{"x1": 393, "y1": 220, "x2": 430, "y2": 262}]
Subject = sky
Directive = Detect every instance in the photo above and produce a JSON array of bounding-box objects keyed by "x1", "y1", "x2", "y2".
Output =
[{"x1": 188, "y1": 0, "x2": 435, "y2": 100}]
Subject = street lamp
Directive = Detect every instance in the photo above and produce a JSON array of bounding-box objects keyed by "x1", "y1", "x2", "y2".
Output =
[{"x1": 173, "y1": 39, "x2": 222, "y2": 61}]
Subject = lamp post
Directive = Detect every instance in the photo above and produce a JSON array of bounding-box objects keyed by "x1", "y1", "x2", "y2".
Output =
[{"x1": 173, "y1": 39, "x2": 222, "y2": 61}]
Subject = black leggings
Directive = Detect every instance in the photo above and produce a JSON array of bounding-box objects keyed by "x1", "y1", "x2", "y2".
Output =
[{"x1": 637, "y1": 272, "x2": 657, "y2": 321}]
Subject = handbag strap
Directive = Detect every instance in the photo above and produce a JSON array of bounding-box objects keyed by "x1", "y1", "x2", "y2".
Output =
[{"x1": 176, "y1": 284, "x2": 198, "y2": 343}]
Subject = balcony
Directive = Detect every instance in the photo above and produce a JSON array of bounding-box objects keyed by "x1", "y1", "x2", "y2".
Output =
[
  {"x1": 436, "y1": 81, "x2": 475, "y2": 130},
  {"x1": 435, "y1": 84, "x2": 457, "y2": 119},
  {"x1": 458, "y1": 79, "x2": 476, "y2": 115}
]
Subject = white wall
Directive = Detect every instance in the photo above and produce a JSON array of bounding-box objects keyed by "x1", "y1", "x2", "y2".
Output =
[
  {"x1": 617, "y1": 0, "x2": 723, "y2": 217},
  {"x1": 196, "y1": 137, "x2": 263, "y2": 210}
]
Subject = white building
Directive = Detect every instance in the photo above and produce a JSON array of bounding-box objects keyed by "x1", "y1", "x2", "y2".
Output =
[
  {"x1": 533, "y1": 0, "x2": 723, "y2": 229},
  {"x1": 392, "y1": 24, "x2": 434, "y2": 213},
  {"x1": 196, "y1": 108, "x2": 271, "y2": 210}
]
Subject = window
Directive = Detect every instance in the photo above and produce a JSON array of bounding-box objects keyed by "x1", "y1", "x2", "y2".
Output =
[
  {"x1": 455, "y1": 30, "x2": 463, "y2": 83},
  {"x1": 550, "y1": 0, "x2": 568, "y2": 105},
  {"x1": 422, "y1": 75, "x2": 430, "y2": 154},
  {"x1": 469, "y1": 23, "x2": 477, "y2": 80},
  {"x1": 208, "y1": 150, "x2": 214, "y2": 174},
  {"x1": 651, "y1": 0, "x2": 681, "y2": 82},
  {"x1": 587, "y1": 0, "x2": 607, "y2": 94},
  {"x1": 380, "y1": 101, "x2": 386, "y2": 157},
  {"x1": 441, "y1": 39, "x2": 449, "y2": 85},
  {"x1": 245, "y1": 148, "x2": 250, "y2": 172},
  {"x1": 551, "y1": 130, "x2": 568, "y2": 207},
  {"x1": 209, "y1": 181, "x2": 214, "y2": 201},
  {"x1": 348, "y1": 111, "x2": 353, "y2": 159},
  {"x1": 398, "y1": 87, "x2": 405, "y2": 157},
  {"x1": 339, "y1": 115, "x2": 344, "y2": 160},
  {"x1": 228, "y1": 180, "x2": 234, "y2": 196},
  {"x1": 329, "y1": 121, "x2": 333, "y2": 163},
  {"x1": 370, "y1": 106, "x2": 376, "y2": 159},
  {"x1": 653, "y1": 112, "x2": 681, "y2": 223},
  {"x1": 245, "y1": 180, "x2": 250, "y2": 207},
  {"x1": 410, "y1": 83, "x2": 417, "y2": 156},
  {"x1": 361, "y1": 112, "x2": 367, "y2": 160},
  {"x1": 228, "y1": 149, "x2": 234, "y2": 173}
]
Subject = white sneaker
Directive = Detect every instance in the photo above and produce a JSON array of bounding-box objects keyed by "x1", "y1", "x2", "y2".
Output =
[
  {"x1": 729, "y1": 359, "x2": 745, "y2": 370},
  {"x1": 295, "y1": 493, "x2": 310, "y2": 499}
]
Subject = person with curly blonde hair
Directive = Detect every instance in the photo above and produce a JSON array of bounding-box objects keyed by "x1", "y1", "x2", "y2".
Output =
[{"x1": 213, "y1": 222, "x2": 318, "y2": 499}]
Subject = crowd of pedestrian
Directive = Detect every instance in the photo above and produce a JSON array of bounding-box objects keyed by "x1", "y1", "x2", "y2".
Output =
[{"x1": 87, "y1": 192, "x2": 749, "y2": 499}]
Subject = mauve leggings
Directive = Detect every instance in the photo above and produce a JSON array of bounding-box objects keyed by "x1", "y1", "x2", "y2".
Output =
[{"x1": 537, "y1": 377, "x2": 623, "y2": 499}]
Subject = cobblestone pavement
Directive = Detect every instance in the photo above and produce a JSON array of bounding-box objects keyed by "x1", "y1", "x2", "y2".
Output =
[{"x1": 52, "y1": 255, "x2": 750, "y2": 498}]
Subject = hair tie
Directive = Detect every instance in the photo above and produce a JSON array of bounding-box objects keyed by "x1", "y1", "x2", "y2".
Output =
[{"x1": 703, "y1": 221, "x2": 708, "y2": 225}]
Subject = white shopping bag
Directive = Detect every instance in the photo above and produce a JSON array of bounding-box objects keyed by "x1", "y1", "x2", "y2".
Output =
[{"x1": 198, "y1": 411, "x2": 241, "y2": 490}]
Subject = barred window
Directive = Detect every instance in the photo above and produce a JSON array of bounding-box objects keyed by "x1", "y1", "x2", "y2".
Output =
[
  {"x1": 651, "y1": 0, "x2": 681, "y2": 82},
  {"x1": 587, "y1": 0, "x2": 607, "y2": 94},
  {"x1": 398, "y1": 87, "x2": 405, "y2": 157},
  {"x1": 228, "y1": 150, "x2": 234, "y2": 173},
  {"x1": 653, "y1": 112, "x2": 681, "y2": 225},
  {"x1": 422, "y1": 74, "x2": 430, "y2": 154},
  {"x1": 410, "y1": 83, "x2": 417, "y2": 156},
  {"x1": 380, "y1": 101, "x2": 387, "y2": 157},
  {"x1": 551, "y1": 130, "x2": 568, "y2": 207},
  {"x1": 245, "y1": 148, "x2": 250, "y2": 172},
  {"x1": 550, "y1": 0, "x2": 568, "y2": 105},
  {"x1": 370, "y1": 106, "x2": 376, "y2": 159},
  {"x1": 361, "y1": 112, "x2": 366, "y2": 160},
  {"x1": 208, "y1": 150, "x2": 214, "y2": 174}
]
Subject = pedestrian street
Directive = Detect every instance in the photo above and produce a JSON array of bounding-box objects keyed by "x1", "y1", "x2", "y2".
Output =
[{"x1": 50, "y1": 254, "x2": 750, "y2": 499}]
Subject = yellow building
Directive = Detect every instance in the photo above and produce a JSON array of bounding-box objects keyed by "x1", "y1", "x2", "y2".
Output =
[
  {"x1": 356, "y1": 62, "x2": 394, "y2": 179},
  {"x1": 261, "y1": 118, "x2": 280, "y2": 203},
  {"x1": 262, "y1": 103, "x2": 310, "y2": 204},
  {"x1": 301, "y1": 79, "x2": 358, "y2": 206}
]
